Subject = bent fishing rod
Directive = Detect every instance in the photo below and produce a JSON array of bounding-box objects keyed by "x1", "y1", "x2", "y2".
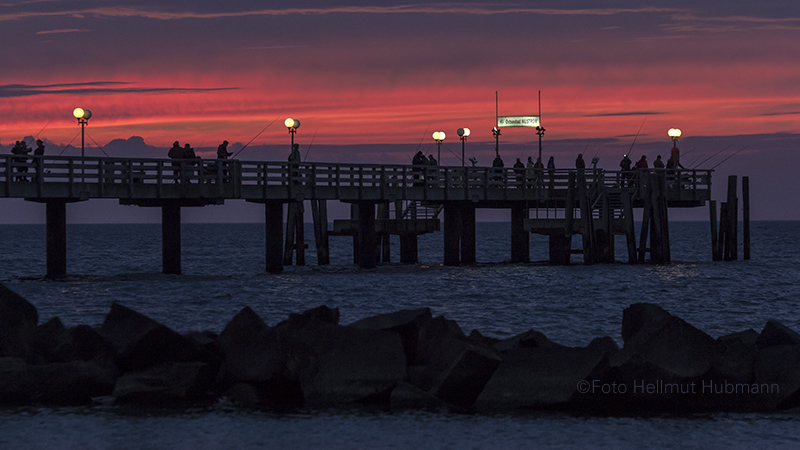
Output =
[
  {"x1": 710, "y1": 145, "x2": 748, "y2": 170},
  {"x1": 303, "y1": 127, "x2": 318, "y2": 162},
  {"x1": 626, "y1": 117, "x2": 647, "y2": 157},
  {"x1": 232, "y1": 116, "x2": 280, "y2": 159},
  {"x1": 690, "y1": 144, "x2": 733, "y2": 170}
]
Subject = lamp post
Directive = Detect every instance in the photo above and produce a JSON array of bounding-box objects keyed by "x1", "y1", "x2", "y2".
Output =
[
  {"x1": 492, "y1": 127, "x2": 501, "y2": 157},
  {"x1": 72, "y1": 107, "x2": 92, "y2": 160},
  {"x1": 285, "y1": 118, "x2": 301, "y2": 150},
  {"x1": 668, "y1": 127, "x2": 682, "y2": 168},
  {"x1": 536, "y1": 125, "x2": 546, "y2": 163},
  {"x1": 457, "y1": 127, "x2": 470, "y2": 166},
  {"x1": 668, "y1": 127, "x2": 681, "y2": 146},
  {"x1": 432, "y1": 131, "x2": 445, "y2": 164}
]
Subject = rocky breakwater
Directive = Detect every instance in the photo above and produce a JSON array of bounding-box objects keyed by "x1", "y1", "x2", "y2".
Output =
[{"x1": 2, "y1": 282, "x2": 799, "y2": 414}]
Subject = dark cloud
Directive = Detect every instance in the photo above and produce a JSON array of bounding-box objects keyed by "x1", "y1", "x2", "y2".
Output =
[
  {"x1": 584, "y1": 111, "x2": 666, "y2": 117},
  {"x1": 0, "y1": 82, "x2": 239, "y2": 98}
]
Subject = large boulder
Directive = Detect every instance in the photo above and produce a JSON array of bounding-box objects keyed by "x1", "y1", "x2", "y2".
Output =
[
  {"x1": 756, "y1": 321, "x2": 800, "y2": 349},
  {"x1": 710, "y1": 329, "x2": 759, "y2": 384},
  {"x1": 0, "y1": 357, "x2": 116, "y2": 405},
  {"x1": 0, "y1": 283, "x2": 38, "y2": 361},
  {"x1": 408, "y1": 316, "x2": 501, "y2": 409},
  {"x1": 34, "y1": 318, "x2": 115, "y2": 365},
  {"x1": 113, "y1": 361, "x2": 216, "y2": 405},
  {"x1": 610, "y1": 303, "x2": 715, "y2": 380},
  {"x1": 753, "y1": 342, "x2": 800, "y2": 410},
  {"x1": 275, "y1": 310, "x2": 407, "y2": 405},
  {"x1": 476, "y1": 336, "x2": 618, "y2": 412},
  {"x1": 100, "y1": 302, "x2": 205, "y2": 372},
  {"x1": 215, "y1": 307, "x2": 285, "y2": 383},
  {"x1": 348, "y1": 308, "x2": 433, "y2": 364}
]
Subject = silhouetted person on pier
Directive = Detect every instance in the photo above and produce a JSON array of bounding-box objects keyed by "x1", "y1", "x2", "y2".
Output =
[
  {"x1": 412, "y1": 150, "x2": 425, "y2": 184},
  {"x1": 575, "y1": 153, "x2": 585, "y2": 169},
  {"x1": 427, "y1": 154, "x2": 438, "y2": 186},
  {"x1": 183, "y1": 143, "x2": 199, "y2": 181},
  {"x1": 492, "y1": 154, "x2": 504, "y2": 184},
  {"x1": 619, "y1": 154, "x2": 632, "y2": 186},
  {"x1": 217, "y1": 140, "x2": 232, "y2": 159},
  {"x1": 653, "y1": 155, "x2": 665, "y2": 169},
  {"x1": 547, "y1": 156, "x2": 556, "y2": 195},
  {"x1": 514, "y1": 157, "x2": 525, "y2": 186},
  {"x1": 34, "y1": 139, "x2": 45, "y2": 156},
  {"x1": 635, "y1": 155, "x2": 648, "y2": 170},
  {"x1": 289, "y1": 143, "x2": 302, "y2": 184},
  {"x1": 11, "y1": 140, "x2": 31, "y2": 181},
  {"x1": 168, "y1": 141, "x2": 184, "y2": 183},
  {"x1": 217, "y1": 140, "x2": 232, "y2": 182}
]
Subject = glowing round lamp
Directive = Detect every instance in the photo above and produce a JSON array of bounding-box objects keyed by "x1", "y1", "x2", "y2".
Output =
[
  {"x1": 668, "y1": 128, "x2": 682, "y2": 139},
  {"x1": 285, "y1": 118, "x2": 300, "y2": 129},
  {"x1": 457, "y1": 127, "x2": 470, "y2": 138},
  {"x1": 73, "y1": 107, "x2": 91, "y2": 119},
  {"x1": 432, "y1": 131, "x2": 446, "y2": 141}
]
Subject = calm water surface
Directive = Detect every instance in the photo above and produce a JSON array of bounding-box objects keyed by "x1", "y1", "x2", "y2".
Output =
[{"x1": 0, "y1": 221, "x2": 798, "y2": 448}]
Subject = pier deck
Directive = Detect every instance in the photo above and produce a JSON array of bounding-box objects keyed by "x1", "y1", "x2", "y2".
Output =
[{"x1": 1, "y1": 155, "x2": 712, "y2": 275}]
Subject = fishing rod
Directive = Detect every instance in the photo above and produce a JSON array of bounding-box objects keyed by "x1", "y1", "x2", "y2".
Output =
[
  {"x1": 413, "y1": 124, "x2": 432, "y2": 159},
  {"x1": 626, "y1": 117, "x2": 647, "y2": 157},
  {"x1": 303, "y1": 127, "x2": 318, "y2": 162},
  {"x1": 86, "y1": 132, "x2": 110, "y2": 157},
  {"x1": 24, "y1": 119, "x2": 53, "y2": 146},
  {"x1": 56, "y1": 130, "x2": 82, "y2": 156},
  {"x1": 710, "y1": 145, "x2": 748, "y2": 170},
  {"x1": 690, "y1": 144, "x2": 732, "y2": 170},
  {"x1": 232, "y1": 116, "x2": 280, "y2": 159}
]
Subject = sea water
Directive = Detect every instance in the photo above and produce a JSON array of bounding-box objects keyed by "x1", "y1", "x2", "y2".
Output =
[{"x1": 0, "y1": 221, "x2": 799, "y2": 449}]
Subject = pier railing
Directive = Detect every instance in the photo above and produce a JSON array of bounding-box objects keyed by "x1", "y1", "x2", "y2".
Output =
[{"x1": 0, "y1": 155, "x2": 711, "y2": 206}]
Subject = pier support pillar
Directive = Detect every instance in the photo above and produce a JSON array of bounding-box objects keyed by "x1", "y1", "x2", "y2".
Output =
[
  {"x1": 265, "y1": 201, "x2": 284, "y2": 273},
  {"x1": 45, "y1": 199, "x2": 67, "y2": 279},
  {"x1": 443, "y1": 202, "x2": 461, "y2": 266},
  {"x1": 400, "y1": 235, "x2": 418, "y2": 264},
  {"x1": 161, "y1": 201, "x2": 181, "y2": 275},
  {"x1": 511, "y1": 204, "x2": 529, "y2": 263},
  {"x1": 460, "y1": 203, "x2": 476, "y2": 265},
  {"x1": 357, "y1": 202, "x2": 377, "y2": 269},
  {"x1": 549, "y1": 234, "x2": 571, "y2": 265}
]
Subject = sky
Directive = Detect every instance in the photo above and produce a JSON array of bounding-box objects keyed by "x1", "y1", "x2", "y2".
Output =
[{"x1": 1, "y1": 1, "x2": 799, "y2": 222}]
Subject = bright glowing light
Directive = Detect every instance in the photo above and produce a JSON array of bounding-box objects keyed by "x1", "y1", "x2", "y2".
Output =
[
  {"x1": 457, "y1": 127, "x2": 470, "y2": 138},
  {"x1": 432, "y1": 131, "x2": 445, "y2": 141},
  {"x1": 73, "y1": 107, "x2": 93, "y2": 120},
  {"x1": 285, "y1": 118, "x2": 300, "y2": 129},
  {"x1": 668, "y1": 128, "x2": 682, "y2": 138}
]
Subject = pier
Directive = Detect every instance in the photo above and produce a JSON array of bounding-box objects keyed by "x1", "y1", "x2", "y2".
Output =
[{"x1": 1, "y1": 155, "x2": 714, "y2": 276}]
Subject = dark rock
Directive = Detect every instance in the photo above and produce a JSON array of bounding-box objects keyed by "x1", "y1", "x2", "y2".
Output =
[
  {"x1": 278, "y1": 318, "x2": 406, "y2": 405},
  {"x1": 0, "y1": 357, "x2": 116, "y2": 405},
  {"x1": 283, "y1": 305, "x2": 340, "y2": 326},
  {"x1": 611, "y1": 304, "x2": 715, "y2": 380},
  {"x1": 113, "y1": 361, "x2": 215, "y2": 405},
  {"x1": 494, "y1": 329, "x2": 565, "y2": 353},
  {"x1": 0, "y1": 283, "x2": 38, "y2": 360},
  {"x1": 216, "y1": 307, "x2": 286, "y2": 383},
  {"x1": 430, "y1": 341, "x2": 501, "y2": 409},
  {"x1": 753, "y1": 344, "x2": 800, "y2": 410},
  {"x1": 390, "y1": 382, "x2": 448, "y2": 411},
  {"x1": 467, "y1": 329, "x2": 500, "y2": 347},
  {"x1": 349, "y1": 308, "x2": 432, "y2": 364},
  {"x1": 34, "y1": 319, "x2": 115, "y2": 364},
  {"x1": 711, "y1": 330, "x2": 760, "y2": 384},
  {"x1": 223, "y1": 382, "x2": 263, "y2": 406},
  {"x1": 476, "y1": 337, "x2": 618, "y2": 412},
  {"x1": 756, "y1": 321, "x2": 800, "y2": 349},
  {"x1": 100, "y1": 302, "x2": 204, "y2": 372},
  {"x1": 621, "y1": 302, "x2": 672, "y2": 344}
]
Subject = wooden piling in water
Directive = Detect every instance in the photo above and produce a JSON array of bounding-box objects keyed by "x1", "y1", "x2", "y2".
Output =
[
  {"x1": 311, "y1": 200, "x2": 330, "y2": 265},
  {"x1": 511, "y1": 203, "x2": 529, "y2": 263},
  {"x1": 444, "y1": 202, "x2": 461, "y2": 266},
  {"x1": 742, "y1": 176, "x2": 750, "y2": 260},
  {"x1": 265, "y1": 201, "x2": 284, "y2": 273},
  {"x1": 45, "y1": 199, "x2": 67, "y2": 279},
  {"x1": 377, "y1": 203, "x2": 390, "y2": 263},
  {"x1": 724, "y1": 175, "x2": 738, "y2": 261},
  {"x1": 460, "y1": 203, "x2": 476, "y2": 265},
  {"x1": 161, "y1": 201, "x2": 181, "y2": 275},
  {"x1": 621, "y1": 190, "x2": 637, "y2": 264},
  {"x1": 709, "y1": 200, "x2": 720, "y2": 261}
]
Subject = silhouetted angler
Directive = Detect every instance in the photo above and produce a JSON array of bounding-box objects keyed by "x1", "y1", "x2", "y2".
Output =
[
  {"x1": 34, "y1": 139, "x2": 45, "y2": 156},
  {"x1": 11, "y1": 140, "x2": 31, "y2": 181},
  {"x1": 168, "y1": 141, "x2": 184, "y2": 182},
  {"x1": 575, "y1": 153, "x2": 585, "y2": 169},
  {"x1": 217, "y1": 140, "x2": 231, "y2": 159},
  {"x1": 653, "y1": 155, "x2": 665, "y2": 169}
]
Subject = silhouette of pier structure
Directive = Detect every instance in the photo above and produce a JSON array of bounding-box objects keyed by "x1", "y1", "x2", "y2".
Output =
[{"x1": 1, "y1": 155, "x2": 713, "y2": 277}]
